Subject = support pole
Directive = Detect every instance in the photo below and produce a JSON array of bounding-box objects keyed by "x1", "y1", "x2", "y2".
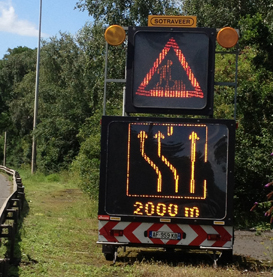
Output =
[
  {"x1": 31, "y1": 0, "x2": 42, "y2": 174},
  {"x1": 103, "y1": 41, "x2": 108, "y2": 116},
  {"x1": 233, "y1": 45, "x2": 239, "y2": 121}
]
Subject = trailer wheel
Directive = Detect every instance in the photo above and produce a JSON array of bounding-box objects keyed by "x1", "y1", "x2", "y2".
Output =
[
  {"x1": 102, "y1": 245, "x2": 116, "y2": 262},
  {"x1": 104, "y1": 253, "x2": 115, "y2": 261},
  {"x1": 221, "y1": 249, "x2": 233, "y2": 263}
]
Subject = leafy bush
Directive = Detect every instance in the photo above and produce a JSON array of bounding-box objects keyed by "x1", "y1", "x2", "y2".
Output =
[
  {"x1": 250, "y1": 155, "x2": 273, "y2": 229},
  {"x1": 71, "y1": 111, "x2": 102, "y2": 198}
]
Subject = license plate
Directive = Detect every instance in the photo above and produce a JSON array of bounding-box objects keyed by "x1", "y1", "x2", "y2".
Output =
[{"x1": 149, "y1": 231, "x2": 181, "y2": 240}]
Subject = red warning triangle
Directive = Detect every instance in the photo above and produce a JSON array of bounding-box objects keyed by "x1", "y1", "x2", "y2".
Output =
[{"x1": 136, "y1": 37, "x2": 204, "y2": 98}]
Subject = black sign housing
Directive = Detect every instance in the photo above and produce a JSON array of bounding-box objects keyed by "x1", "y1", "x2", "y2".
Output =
[
  {"x1": 99, "y1": 116, "x2": 235, "y2": 225},
  {"x1": 125, "y1": 27, "x2": 216, "y2": 116}
]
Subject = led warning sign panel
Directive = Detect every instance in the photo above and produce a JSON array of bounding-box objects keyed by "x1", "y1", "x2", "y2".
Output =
[
  {"x1": 125, "y1": 27, "x2": 216, "y2": 115},
  {"x1": 135, "y1": 38, "x2": 204, "y2": 99},
  {"x1": 126, "y1": 123, "x2": 208, "y2": 199},
  {"x1": 99, "y1": 116, "x2": 236, "y2": 221}
]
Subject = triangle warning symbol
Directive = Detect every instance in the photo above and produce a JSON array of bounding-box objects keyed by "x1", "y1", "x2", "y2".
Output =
[{"x1": 136, "y1": 37, "x2": 204, "y2": 99}]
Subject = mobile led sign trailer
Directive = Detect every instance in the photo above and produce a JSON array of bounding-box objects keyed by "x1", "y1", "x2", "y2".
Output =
[
  {"x1": 98, "y1": 116, "x2": 236, "y2": 261},
  {"x1": 99, "y1": 23, "x2": 239, "y2": 264},
  {"x1": 125, "y1": 27, "x2": 216, "y2": 116}
]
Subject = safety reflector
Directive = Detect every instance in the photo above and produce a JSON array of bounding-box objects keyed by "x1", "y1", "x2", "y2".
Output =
[
  {"x1": 110, "y1": 230, "x2": 124, "y2": 237},
  {"x1": 207, "y1": 234, "x2": 221, "y2": 241},
  {"x1": 98, "y1": 215, "x2": 110, "y2": 220}
]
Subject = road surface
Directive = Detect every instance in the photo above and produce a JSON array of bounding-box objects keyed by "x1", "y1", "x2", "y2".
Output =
[
  {"x1": 0, "y1": 173, "x2": 12, "y2": 209},
  {"x1": 233, "y1": 230, "x2": 273, "y2": 261}
]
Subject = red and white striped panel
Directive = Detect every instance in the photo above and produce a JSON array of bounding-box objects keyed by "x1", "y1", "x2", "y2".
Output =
[{"x1": 98, "y1": 221, "x2": 233, "y2": 248}]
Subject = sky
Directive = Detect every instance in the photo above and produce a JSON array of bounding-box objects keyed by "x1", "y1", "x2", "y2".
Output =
[{"x1": 0, "y1": 0, "x2": 92, "y2": 59}]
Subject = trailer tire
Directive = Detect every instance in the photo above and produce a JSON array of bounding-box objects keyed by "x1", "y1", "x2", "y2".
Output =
[
  {"x1": 104, "y1": 253, "x2": 115, "y2": 261},
  {"x1": 102, "y1": 245, "x2": 116, "y2": 261},
  {"x1": 221, "y1": 249, "x2": 233, "y2": 263}
]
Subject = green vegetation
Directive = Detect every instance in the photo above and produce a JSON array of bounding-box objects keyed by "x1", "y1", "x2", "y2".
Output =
[
  {"x1": 1, "y1": 170, "x2": 271, "y2": 276},
  {"x1": 2, "y1": 1, "x2": 273, "y2": 275},
  {"x1": 250, "y1": 167, "x2": 273, "y2": 228},
  {"x1": 7, "y1": 169, "x2": 100, "y2": 276},
  {"x1": 0, "y1": 0, "x2": 273, "y2": 229}
]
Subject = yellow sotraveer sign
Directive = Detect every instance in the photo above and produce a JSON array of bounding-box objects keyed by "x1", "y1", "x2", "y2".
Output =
[{"x1": 148, "y1": 15, "x2": 196, "y2": 27}]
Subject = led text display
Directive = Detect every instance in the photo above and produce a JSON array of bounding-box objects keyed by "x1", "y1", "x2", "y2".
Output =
[{"x1": 101, "y1": 117, "x2": 235, "y2": 220}]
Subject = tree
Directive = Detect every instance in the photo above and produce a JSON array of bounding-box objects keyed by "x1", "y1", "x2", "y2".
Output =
[
  {"x1": 0, "y1": 47, "x2": 36, "y2": 166},
  {"x1": 240, "y1": 13, "x2": 273, "y2": 71},
  {"x1": 76, "y1": 0, "x2": 181, "y2": 26},
  {"x1": 212, "y1": 13, "x2": 273, "y2": 226},
  {"x1": 182, "y1": 0, "x2": 273, "y2": 28},
  {"x1": 34, "y1": 31, "x2": 94, "y2": 172},
  {"x1": 6, "y1": 29, "x2": 100, "y2": 172},
  {"x1": 0, "y1": 47, "x2": 35, "y2": 131},
  {"x1": 72, "y1": 0, "x2": 182, "y2": 196}
]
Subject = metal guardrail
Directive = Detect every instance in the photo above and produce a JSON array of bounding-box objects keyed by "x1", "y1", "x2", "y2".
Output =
[{"x1": 0, "y1": 165, "x2": 25, "y2": 266}]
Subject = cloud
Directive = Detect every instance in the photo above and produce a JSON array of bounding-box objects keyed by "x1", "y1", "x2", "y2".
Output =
[{"x1": 0, "y1": 1, "x2": 48, "y2": 37}]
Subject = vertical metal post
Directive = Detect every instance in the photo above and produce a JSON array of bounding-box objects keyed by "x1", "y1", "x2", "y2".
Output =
[
  {"x1": 103, "y1": 42, "x2": 108, "y2": 116},
  {"x1": 31, "y1": 0, "x2": 42, "y2": 174},
  {"x1": 123, "y1": 62, "x2": 127, "y2": 117},
  {"x1": 3, "y1": 132, "x2": 6, "y2": 166},
  {"x1": 233, "y1": 45, "x2": 239, "y2": 121},
  {"x1": 103, "y1": 27, "x2": 127, "y2": 116},
  {"x1": 122, "y1": 87, "x2": 126, "y2": 116}
]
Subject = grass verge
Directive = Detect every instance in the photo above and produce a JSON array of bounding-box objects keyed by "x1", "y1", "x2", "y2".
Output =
[{"x1": 2, "y1": 169, "x2": 272, "y2": 276}]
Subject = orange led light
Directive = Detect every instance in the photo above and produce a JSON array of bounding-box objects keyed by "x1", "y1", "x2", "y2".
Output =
[
  {"x1": 145, "y1": 202, "x2": 155, "y2": 216},
  {"x1": 203, "y1": 180, "x2": 207, "y2": 199},
  {"x1": 204, "y1": 126, "x2": 208, "y2": 162},
  {"x1": 126, "y1": 124, "x2": 131, "y2": 196},
  {"x1": 133, "y1": 201, "x2": 178, "y2": 217},
  {"x1": 134, "y1": 201, "x2": 144, "y2": 215},
  {"x1": 161, "y1": 155, "x2": 179, "y2": 193},
  {"x1": 154, "y1": 130, "x2": 180, "y2": 193},
  {"x1": 189, "y1": 131, "x2": 200, "y2": 194},
  {"x1": 104, "y1": 25, "x2": 126, "y2": 46},
  {"x1": 185, "y1": 206, "x2": 200, "y2": 218},
  {"x1": 217, "y1": 27, "x2": 238, "y2": 49},
  {"x1": 126, "y1": 123, "x2": 208, "y2": 199},
  {"x1": 156, "y1": 203, "x2": 167, "y2": 216},
  {"x1": 167, "y1": 126, "x2": 173, "y2": 136},
  {"x1": 154, "y1": 131, "x2": 165, "y2": 157},
  {"x1": 168, "y1": 204, "x2": 178, "y2": 217},
  {"x1": 138, "y1": 130, "x2": 162, "y2": 192}
]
